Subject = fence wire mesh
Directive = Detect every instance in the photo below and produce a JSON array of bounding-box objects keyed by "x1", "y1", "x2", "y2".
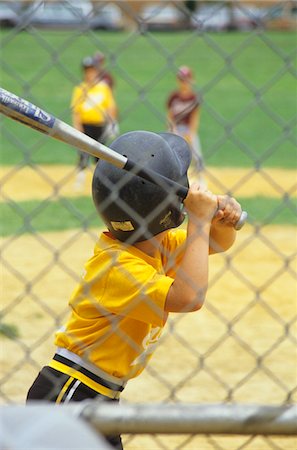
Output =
[{"x1": 0, "y1": 1, "x2": 296, "y2": 450}]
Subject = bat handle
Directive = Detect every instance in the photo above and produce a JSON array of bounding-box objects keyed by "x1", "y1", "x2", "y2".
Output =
[
  {"x1": 234, "y1": 210, "x2": 248, "y2": 230},
  {"x1": 121, "y1": 161, "x2": 248, "y2": 230},
  {"x1": 181, "y1": 186, "x2": 248, "y2": 230}
]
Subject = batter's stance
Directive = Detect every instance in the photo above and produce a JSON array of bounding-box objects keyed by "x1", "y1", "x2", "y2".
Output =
[{"x1": 27, "y1": 131, "x2": 243, "y2": 449}]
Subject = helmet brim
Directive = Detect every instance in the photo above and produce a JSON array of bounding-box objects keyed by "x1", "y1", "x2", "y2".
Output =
[{"x1": 157, "y1": 132, "x2": 192, "y2": 177}]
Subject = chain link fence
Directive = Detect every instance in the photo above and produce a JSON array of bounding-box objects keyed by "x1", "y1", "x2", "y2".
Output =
[{"x1": 1, "y1": 1, "x2": 296, "y2": 449}]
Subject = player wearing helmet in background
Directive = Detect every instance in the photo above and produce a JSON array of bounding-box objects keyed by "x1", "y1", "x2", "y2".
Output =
[
  {"x1": 167, "y1": 65, "x2": 205, "y2": 186},
  {"x1": 71, "y1": 55, "x2": 118, "y2": 190},
  {"x1": 26, "y1": 131, "x2": 242, "y2": 450}
]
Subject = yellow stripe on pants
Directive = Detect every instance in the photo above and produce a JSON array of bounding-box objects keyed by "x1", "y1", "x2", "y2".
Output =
[{"x1": 56, "y1": 376, "x2": 74, "y2": 404}]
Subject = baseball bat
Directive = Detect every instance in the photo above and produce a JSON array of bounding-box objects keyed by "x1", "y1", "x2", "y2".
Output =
[{"x1": 0, "y1": 87, "x2": 247, "y2": 230}]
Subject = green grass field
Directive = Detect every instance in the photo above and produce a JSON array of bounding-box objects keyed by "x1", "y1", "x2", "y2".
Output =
[
  {"x1": 0, "y1": 29, "x2": 296, "y2": 235},
  {"x1": 1, "y1": 29, "x2": 296, "y2": 168},
  {"x1": 0, "y1": 195, "x2": 296, "y2": 236}
]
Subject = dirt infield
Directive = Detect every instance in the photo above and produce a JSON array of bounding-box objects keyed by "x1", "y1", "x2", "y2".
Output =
[
  {"x1": 1, "y1": 165, "x2": 296, "y2": 449},
  {"x1": 1, "y1": 224, "x2": 296, "y2": 449},
  {"x1": 0, "y1": 165, "x2": 296, "y2": 201}
]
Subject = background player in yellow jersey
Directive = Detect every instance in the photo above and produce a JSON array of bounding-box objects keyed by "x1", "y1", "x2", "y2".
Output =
[
  {"x1": 26, "y1": 131, "x2": 243, "y2": 449},
  {"x1": 71, "y1": 55, "x2": 118, "y2": 190}
]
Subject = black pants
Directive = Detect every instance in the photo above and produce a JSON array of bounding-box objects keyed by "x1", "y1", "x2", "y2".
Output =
[
  {"x1": 77, "y1": 124, "x2": 106, "y2": 170},
  {"x1": 27, "y1": 366, "x2": 123, "y2": 450}
]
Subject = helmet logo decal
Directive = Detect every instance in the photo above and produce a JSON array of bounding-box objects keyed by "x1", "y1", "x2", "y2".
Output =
[
  {"x1": 111, "y1": 220, "x2": 135, "y2": 232},
  {"x1": 159, "y1": 211, "x2": 172, "y2": 228}
]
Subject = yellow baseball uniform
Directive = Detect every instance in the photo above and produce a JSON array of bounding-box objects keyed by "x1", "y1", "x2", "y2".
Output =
[
  {"x1": 71, "y1": 81, "x2": 115, "y2": 125},
  {"x1": 50, "y1": 229, "x2": 186, "y2": 398}
]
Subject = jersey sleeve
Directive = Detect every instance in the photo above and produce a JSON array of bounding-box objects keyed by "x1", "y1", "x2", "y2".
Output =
[
  {"x1": 161, "y1": 229, "x2": 187, "y2": 278},
  {"x1": 192, "y1": 93, "x2": 200, "y2": 110},
  {"x1": 100, "y1": 255, "x2": 174, "y2": 327}
]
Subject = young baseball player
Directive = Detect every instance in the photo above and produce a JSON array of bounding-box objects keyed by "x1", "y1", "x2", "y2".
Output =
[
  {"x1": 71, "y1": 55, "x2": 117, "y2": 190},
  {"x1": 26, "y1": 131, "x2": 242, "y2": 449},
  {"x1": 167, "y1": 66, "x2": 205, "y2": 186}
]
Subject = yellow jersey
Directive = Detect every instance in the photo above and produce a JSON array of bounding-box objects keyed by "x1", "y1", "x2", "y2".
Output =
[
  {"x1": 55, "y1": 229, "x2": 186, "y2": 382},
  {"x1": 71, "y1": 81, "x2": 115, "y2": 125}
]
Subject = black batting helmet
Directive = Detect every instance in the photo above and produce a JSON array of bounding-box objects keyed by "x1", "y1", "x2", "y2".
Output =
[
  {"x1": 82, "y1": 56, "x2": 96, "y2": 69},
  {"x1": 92, "y1": 131, "x2": 191, "y2": 243}
]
